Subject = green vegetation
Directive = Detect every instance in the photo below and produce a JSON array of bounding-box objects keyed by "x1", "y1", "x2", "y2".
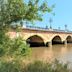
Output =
[
  {"x1": 23, "y1": 60, "x2": 70, "y2": 72},
  {"x1": 0, "y1": 60, "x2": 21, "y2": 72},
  {"x1": 0, "y1": 60, "x2": 70, "y2": 72},
  {"x1": 0, "y1": 36, "x2": 31, "y2": 60}
]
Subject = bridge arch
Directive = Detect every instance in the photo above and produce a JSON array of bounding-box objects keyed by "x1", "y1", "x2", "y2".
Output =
[
  {"x1": 66, "y1": 35, "x2": 72, "y2": 43},
  {"x1": 52, "y1": 35, "x2": 63, "y2": 45},
  {"x1": 26, "y1": 35, "x2": 45, "y2": 47}
]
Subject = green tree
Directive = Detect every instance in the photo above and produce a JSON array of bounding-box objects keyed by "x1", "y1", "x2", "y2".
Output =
[
  {"x1": 0, "y1": 0, "x2": 54, "y2": 30},
  {"x1": 0, "y1": 0, "x2": 54, "y2": 58}
]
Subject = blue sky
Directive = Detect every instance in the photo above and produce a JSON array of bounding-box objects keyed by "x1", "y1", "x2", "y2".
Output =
[{"x1": 24, "y1": 0, "x2": 72, "y2": 31}]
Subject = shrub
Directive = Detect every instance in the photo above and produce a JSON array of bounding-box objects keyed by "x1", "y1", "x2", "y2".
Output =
[
  {"x1": 0, "y1": 45, "x2": 5, "y2": 57},
  {"x1": 0, "y1": 60, "x2": 22, "y2": 72},
  {"x1": 0, "y1": 36, "x2": 31, "y2": 58},
  {"x1": 8, "y1": 37, "x2": 31, "y2": 57}
]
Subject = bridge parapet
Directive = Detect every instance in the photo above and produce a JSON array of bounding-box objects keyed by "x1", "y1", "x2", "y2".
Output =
[{"x1": 25, "y1": 25, "x2": 72, "y2": 33}]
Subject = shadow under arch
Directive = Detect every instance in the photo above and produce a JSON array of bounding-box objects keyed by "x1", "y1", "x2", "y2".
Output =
[
  {"x1": 66, "y1": 35, "x2": 72, "y2": 43},
  {"x1": 52, "y1": 35, "x2": 62, "y2": 45},
  {"x1": 26, "y1": 35, "x2": 45, "y2": 47}
]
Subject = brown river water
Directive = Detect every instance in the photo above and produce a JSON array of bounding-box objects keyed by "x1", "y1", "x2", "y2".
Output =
[{"x1": 27, "y1": 44, "x2": 72, "y2": 69}]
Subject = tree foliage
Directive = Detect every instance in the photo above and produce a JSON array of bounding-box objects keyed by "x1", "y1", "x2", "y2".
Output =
[
  {"x1": 0, "y1": 36, "x2": 31, "y2": 58},
  {"x1": 0, "y1": 0, "x2": 54, "y2": 58},
  {"x1": 0, "y1": 0, "x2": 54, "y2": 30}
]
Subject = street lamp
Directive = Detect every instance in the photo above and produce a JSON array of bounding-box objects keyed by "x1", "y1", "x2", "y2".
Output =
[
  {"x1": 46, "y1": 24, "x2": 48, "y2": 29},
  {"x1": 58, "y1": 27, "x2": 60, "y2": 30},
  {"x1": 65, "y1": 24, "x2": 67, "y2": 31},
  {"x1": 49, "y1": 18, "x2": 53, "y2": 29}
]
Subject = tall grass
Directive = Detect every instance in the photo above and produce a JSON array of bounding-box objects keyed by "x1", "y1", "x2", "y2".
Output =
[
  {"x1": 23, "y1": 60, "x2": 70, "y2": 72},
  {"x1": 0, "y1": 59, "x2": 71, "y2": 72}
]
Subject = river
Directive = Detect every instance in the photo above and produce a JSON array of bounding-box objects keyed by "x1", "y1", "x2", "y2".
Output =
[{"x1": 28, "y1": 44, "x2": 72, "y2": 69}]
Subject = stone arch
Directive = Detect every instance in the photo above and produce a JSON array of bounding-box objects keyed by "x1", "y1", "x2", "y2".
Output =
[
  {"x1": 24, "y1": 34, "x2": 47, "y2": 44},
  {"x1": 26, "y1": 35, "x2": 45, "y2": 47},
  {"x1": 66, "y1": 35, "x2": 72, "y2": 43},
  {"x1": 52, "y1": 35, "x2": 63, "y2": 45}
]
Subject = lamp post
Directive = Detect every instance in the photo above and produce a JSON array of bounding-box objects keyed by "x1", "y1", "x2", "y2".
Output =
[
  {"x1": 49, "y1": 18, "x2": 53, "y2": 29},
  {"x1": 65, "y1": 24, "x2": 67, "y2": 31},
  {"x1": 58, "y1": 27, "x2": 60, "y2": 30},
  {"x1": 46, "y1": 24, "x2": 48, "y2": 29}
]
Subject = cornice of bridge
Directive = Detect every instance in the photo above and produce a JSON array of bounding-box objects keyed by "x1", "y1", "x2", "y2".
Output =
[{"x1": 22, "y1": 28, "x2": 72, "y2": 34}]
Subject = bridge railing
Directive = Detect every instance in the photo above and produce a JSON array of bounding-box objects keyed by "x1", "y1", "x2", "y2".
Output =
[
  {"x1": 24, "y1": 25, "x2": 72, "y2": 33},
  {"x1": 25, "y1": 25, "x2": 49, "y2": 30}
]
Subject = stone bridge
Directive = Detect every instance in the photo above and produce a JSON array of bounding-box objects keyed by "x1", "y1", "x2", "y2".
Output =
[{"x1": 8, "y1": 27, "x2": 72, "y2": 47}]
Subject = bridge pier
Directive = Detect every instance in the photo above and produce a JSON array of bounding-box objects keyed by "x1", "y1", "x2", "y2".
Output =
[
  {"x1": 47, "y1": 41, "x2": 52, "y2": 47},
  {"x1": 64, "y1": 40, "x2": 67, "y2": 45}
]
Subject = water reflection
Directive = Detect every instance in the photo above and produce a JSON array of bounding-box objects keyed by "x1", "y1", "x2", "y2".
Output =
[{"x1": 29, "y1": 44, "x2": 72, "y2": 68}]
